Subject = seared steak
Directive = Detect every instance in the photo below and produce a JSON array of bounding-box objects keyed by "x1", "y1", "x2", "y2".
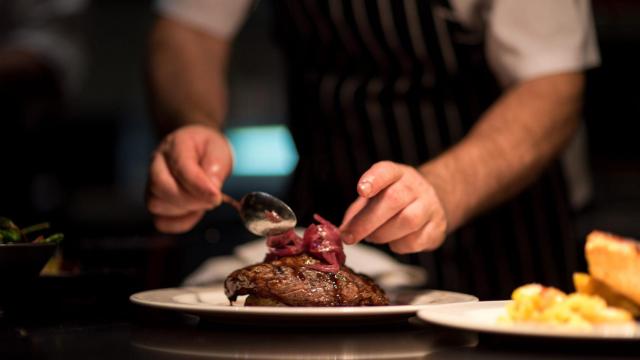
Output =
[{"x1": 225, "y1": 254, "x2": 389, "y2": 306}]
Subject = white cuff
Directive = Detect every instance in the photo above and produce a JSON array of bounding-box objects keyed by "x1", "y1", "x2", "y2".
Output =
[{"x1": 156, "y1": 0, "x2": 252, "y2": 39}]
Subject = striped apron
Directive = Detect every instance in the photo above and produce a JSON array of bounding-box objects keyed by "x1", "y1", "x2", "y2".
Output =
[{"x1": 273, "y1": 0, "x2": 578, "y2": 300}]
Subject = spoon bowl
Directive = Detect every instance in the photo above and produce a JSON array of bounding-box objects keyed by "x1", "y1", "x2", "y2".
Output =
[{"x1": 223, "y1": 192, "x2": 297, "y2": 236}]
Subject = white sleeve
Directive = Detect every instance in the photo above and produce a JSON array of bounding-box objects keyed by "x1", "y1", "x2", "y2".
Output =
[
  {"x1": 485, "y1": 0, "x2": 600, "y2": 87},
  {"x1": 156, "y1": 0, "x2": 253, "y2": 39}
]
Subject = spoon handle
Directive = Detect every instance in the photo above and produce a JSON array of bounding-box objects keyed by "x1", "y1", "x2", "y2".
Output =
[{"x1": 222, "y1": 193, "x2": 241, "y2": 212}]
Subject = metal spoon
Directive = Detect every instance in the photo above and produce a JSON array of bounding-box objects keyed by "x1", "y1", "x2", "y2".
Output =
[{"x1": 222, "y1": 192, "x2": 297, "y2": 236}]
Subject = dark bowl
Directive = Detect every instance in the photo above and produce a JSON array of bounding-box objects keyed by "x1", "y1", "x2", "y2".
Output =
[
  {"x1": 0, "y1": 243, "x2": 57, "y2": 315},
  {"x1": 0, "y1": 243, "x2": 56, "y2": 284}
]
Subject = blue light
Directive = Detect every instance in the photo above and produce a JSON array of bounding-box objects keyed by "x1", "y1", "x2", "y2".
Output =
[{"x1": 225, "y1": 125, "x2": 299, "y2": 176}]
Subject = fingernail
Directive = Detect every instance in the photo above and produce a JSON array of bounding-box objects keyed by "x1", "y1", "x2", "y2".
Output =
[
  {"x1": 358, "y1": 180, "x2": 372, "y2": 197},
  {"x1": 207, "y1": 163, "x2": 220, "y2": 175},
  {"x1": 342, "y1": 232, "x2": 354, "y2": 244},
  {"x1": 207, "y1": 164, "x2": 222, "y2": 185}
]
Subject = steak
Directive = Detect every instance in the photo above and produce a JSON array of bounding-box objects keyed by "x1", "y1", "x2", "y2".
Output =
[{"x1": 224, "y1": 254, "x2": 389, "y2": 306}]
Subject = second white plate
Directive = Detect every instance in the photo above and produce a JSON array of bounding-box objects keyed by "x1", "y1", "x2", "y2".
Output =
[{"x1": 417, "y1": 300, "x2": 640, "y2": 340}]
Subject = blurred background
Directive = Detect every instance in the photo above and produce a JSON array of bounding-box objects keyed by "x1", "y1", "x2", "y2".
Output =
[{"x1": 1, "y1": 0, "x2": 639, "y2": 295}]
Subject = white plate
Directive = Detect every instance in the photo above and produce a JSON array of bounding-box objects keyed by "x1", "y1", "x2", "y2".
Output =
[
  {"x1": 130, "y1": 286, "x2": 477, "y2": 324},
  {"x1": 417, "y1": 300, "x2": 640, "y2": 340}
]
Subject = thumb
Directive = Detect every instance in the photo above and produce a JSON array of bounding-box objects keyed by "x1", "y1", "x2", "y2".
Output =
[
  {"x1": 201, "y1": 134, "x2": 233, "y2": 206},
  {"x1": 339, "y1": 196, "x2": 368, "y2": 230}
]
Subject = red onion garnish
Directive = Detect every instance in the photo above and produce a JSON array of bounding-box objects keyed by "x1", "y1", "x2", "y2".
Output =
[
  {"x1": 307, "y1": 251, "x2": 341, "y2": 273},
  {"x1": 266, "y1": 229, "x2": 304, "y2": 256},
  {"x1": 265, "y1": 214, "x2": 346, "y2": 273}
]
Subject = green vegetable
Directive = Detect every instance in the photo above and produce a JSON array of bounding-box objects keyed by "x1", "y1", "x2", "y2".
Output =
[
  {"x1": 0, "y1": 217, "x2": 19, "y2": 230},
  {"x1": 21, "y1": 222, "x2": 50, "y2": 235},
  {"x1": 0, "y1": 217, "x2": 63, "y2": 245},
  {"x1": 0, "y1": 229, "x2": 21, "y2": 243},
  {"x1": 42, "y1": 233, "x2": 64, "y2": 244}
]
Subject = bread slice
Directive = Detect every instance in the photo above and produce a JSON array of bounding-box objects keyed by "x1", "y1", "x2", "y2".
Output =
[
  {"x1": 585, "y1": 231, "x2": 640, "y2": 307},
  {"x1": 573, "y1": 272, "x2": 640, "y2": 316}
]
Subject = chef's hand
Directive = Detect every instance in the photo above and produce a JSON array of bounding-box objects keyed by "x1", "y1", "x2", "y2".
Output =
[
  {"x1": 146, "y1": 124, "x2": 233, "y2": 233},
  {"x1": 340, "y1": 161, "x2": 448, "y2": 254}
]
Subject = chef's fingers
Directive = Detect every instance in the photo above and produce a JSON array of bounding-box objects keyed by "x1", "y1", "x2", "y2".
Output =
[
  {"x1": 366, "y1": 199, "x2": 428, "y2": 244},
  {"x1": 339, "y1": 196, "x2": 368, "y2": 231},
  {"x1": 165, "y1": 134, "x2": 217, "y2": 203},
  {"x1": 356, "y1": 161, "x2": 404, "y2": 198},
  {"x1": 147, "y1": 152, "x2": 213, "y2": 211},
  {"x1": 199, "y1": 135, "x2": 233, "y2": 207},
  {"x1": 342, "y1": 180, "x2": 417, "y2": 244},
  {"x1": 388, "y1": 215, "x2": 446, "y2": 254},
  {"x1": 153, "y1": 211, "x2": 205, "y2": 234}
]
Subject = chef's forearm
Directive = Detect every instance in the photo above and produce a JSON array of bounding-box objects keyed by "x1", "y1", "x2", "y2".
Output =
[
  {"x1": 419, "y1": 72, "x2": 584, "y2": 232},
  {"x1": 147, "y1": 17, "x2": 230, "y2": 136}
]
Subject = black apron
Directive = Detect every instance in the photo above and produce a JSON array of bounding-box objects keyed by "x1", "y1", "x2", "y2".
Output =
[{"x1": 273, "y1": 0, "x2": 578, "y2": 299}]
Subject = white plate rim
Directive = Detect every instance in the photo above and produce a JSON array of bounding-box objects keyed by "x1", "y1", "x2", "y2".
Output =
[
  {"x1": 417, "y1": 300, "x2": 640, "y2": 340},
  {"x1": 130, "y1": 286, "x2": 478, "y2": 318}
]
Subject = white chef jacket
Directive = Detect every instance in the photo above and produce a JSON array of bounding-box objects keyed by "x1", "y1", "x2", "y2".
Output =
[{"x1": 156, "y1": 0, "x2": 600, "y2": 88}]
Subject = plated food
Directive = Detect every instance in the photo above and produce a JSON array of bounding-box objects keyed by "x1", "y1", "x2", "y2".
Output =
[
  {"x1": 0, "y1": 217, "x2": 64, "y2": 285},
  {"x1": 0, "y1": 217, "x2": 63, "y2": 244},
  {"x1": 224, "y1": 214, "x2": 390, "y2": 306},
  {"x1": 502, "y1": 283, "x2": 633, "y2": 328},
  {"x1": 502, "y1": 230, "x2": 640, "y2": 328},
  {"x1": 583, "y1": 230, "x2": 640, "y2": 311}
]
